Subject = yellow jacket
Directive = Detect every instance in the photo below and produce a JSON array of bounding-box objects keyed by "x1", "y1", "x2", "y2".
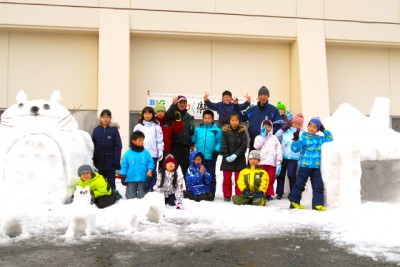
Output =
[{"x1": 237, "y1": 165, "x2": 269, "y2": 193}]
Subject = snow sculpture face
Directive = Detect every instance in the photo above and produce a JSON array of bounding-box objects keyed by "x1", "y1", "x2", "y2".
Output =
[{"x1": 0, "y1": 91, "x2": 94, "y2": 206}]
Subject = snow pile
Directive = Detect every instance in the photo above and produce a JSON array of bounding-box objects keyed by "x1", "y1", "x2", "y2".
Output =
[
  {"x1": 322, "y1": 97, "x2": 400, "y2": 208},
  {"x1": 0, "y1": 91, "x2": 93, "y2": 206}
]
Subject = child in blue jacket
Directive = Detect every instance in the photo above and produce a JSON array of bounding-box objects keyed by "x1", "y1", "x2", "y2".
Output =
[
  {"x1": 184, "y1": 151, "x2": 214, "y2": 202},
  {"x1": 289, "y1": 116, "x2": 333, "y2": 211},
  {"x1": 120, "y1": 131, "x2": 154, "y2": 199},
  {"x1": 191, "y1": 110, "x2": 222, "y2": 197}
]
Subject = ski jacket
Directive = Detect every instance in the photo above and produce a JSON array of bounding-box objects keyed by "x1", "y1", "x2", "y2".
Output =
[
  {"x1": 155, "y1": 116, "x2": 183, "y2": 152},
  {"x1": 204, "y1": 100, "x2": 250, "y2": 124},
  {"x1": 291, "y1": 129, "x2": 333, "y2": 169},
  {"x1": 77, "y1": 172, "x2": 113, "y2": 198},
  {"x1": 220, "y1": 125, "x2": 248, "y2": 171},
  {"x1": 275, "y1": 127, "x2": 306, "y2": 160},
  {"x1": 153, "y1": 170, "x2": 184, "y2": 204},
  {"x1": 185, "y1": 151, "x2": 212, "y2": 196},
  {"x1": 133, "y1": 121, "x2": 164, "y2": 158},
  {"x1": 166, "y1": 104, "x2": 194, "y2": 146},
  {"x1": 120, "y1": 148, "x2": 154, "y2": 182},
  {"x1": 253, "y1": 121, "x2": 283, "y2": 167},
  {"x1": 236, "y1": 101, "x2": 283, "y2": 140},
  {"x1": 192, "y1": 122, "x2": 222, "y2": 160},
  {"x1": 91, "y1": 123, "x2": 122, "y2": 170},
  {"x1": 237, "y1": 166, "x2": 269, "y2": 193}
]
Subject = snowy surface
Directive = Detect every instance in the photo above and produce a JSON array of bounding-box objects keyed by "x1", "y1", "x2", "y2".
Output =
[{"x1": 0, "y1": 94, "x2": 400, "y2": 264}]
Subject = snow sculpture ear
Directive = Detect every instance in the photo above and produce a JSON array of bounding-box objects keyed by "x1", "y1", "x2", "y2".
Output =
[
  {"x1": 50, "y1": 90, "x2": 62, "y2": 102},
  {"x1": 16, "y1": 90, "x2": 27, "y2": 103}
]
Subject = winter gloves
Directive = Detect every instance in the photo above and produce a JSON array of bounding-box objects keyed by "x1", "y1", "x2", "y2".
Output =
[
  {"x1": 292, "y1": 128, "x2": 300, "y2": 141},
  {"x1": 242, "y1": 189, "x2": 251, "y2": 198},
  {"x1": 281, "y1": 121, "x2": 291, "y2": 132},
  {"x1": 252, "y1": 191, "x2": 264, "y2": 199},
  {"x1": 276, "y1": 164, "x2": 281, "y2": 176},
  {"x1": 158, "y1": 150, "x2": 163, "y2": 161},
  {"x1": 320, "y1": 124, "x2": 325, "y2": 132},
  {"x1": 226, "y1": 154, "x2": 237, "y2": 162},
  {"x1": 260, "y1": 126, "x2": 267, "y2": 137}
]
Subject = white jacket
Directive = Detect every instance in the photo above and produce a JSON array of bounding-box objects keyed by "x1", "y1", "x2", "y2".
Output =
[
  {"x1": 254, "y1": 132, "x2": 283, "y2": 167},
  {"x1": 133, "y1": 121, "x2": 164, "y2": 158}
]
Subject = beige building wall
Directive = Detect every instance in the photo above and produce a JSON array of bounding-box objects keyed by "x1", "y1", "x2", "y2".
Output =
[
  {"x1": 1, "y1": 0, "x2": 400, "y2": 151},
  {"x1": 3, "y1": 30, "x2": 98, "y2": 109},
  {"x1": 131, "y1": 36, "x2": 291, "y2": 110}
]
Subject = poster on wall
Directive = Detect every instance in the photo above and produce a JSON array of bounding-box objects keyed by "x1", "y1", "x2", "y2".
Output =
[
  {"x1": 146, "y1": 93, "x2": 218, "y2": 120},
  {"x1": 147, "y1": 93, "x2": 253, "y2": 120}
]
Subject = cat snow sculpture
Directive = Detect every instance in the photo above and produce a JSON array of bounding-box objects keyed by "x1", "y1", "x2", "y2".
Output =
[{"x1": 0, "y1": 91, "x2": 94, "y2": 206}]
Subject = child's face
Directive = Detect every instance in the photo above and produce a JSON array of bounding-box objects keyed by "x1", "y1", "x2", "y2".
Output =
[
  {"x1": 80, "y1": 172, "x2": 91, "y2": 181},
  {"x1": 100, "y1": 115, "x2": 111, "y2": 127},
  {"x1": 229, "y1": 116, "x2": 240, "y2": 129},
  {"x1": 222, "y1": 95, "x2": 232, "y2": 105},
  {"x1": 165, "y1": 162, "x2": 176, "y2": 172},
  {"x1": 263, "y1": 123, "x2": 272, "y2": 133},
  {"x1": 143, "y1": 111, "x2": 153, "y2": 122},
  {"x1": 307, "y1": 123, "x2": 318, "y2": 135},
  {"x1": 156, "y1": 110, "x2": 165, "y2": 119},
  {"x1": 194, "y1": 156, "x2": 202, "y2": 165},
  {"x1": 132, "y1": 137, "x2": 144, "y2": 147},
  {"x1": 291, "y1": 121, "x2": 302, "y2": 129},
  {"x1": 203, "y1": 114, "x2": 213, "y2": 125},
  {"x1": 248, "y1": 158, "x2": 260, "y2": 167},
  {"x1": 279, "y1": 109, "x2": 285, "y2": 115}
]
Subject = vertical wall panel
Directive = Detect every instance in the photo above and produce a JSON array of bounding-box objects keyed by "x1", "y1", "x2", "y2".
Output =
[
  {"x1": 326, "y1": 45, "x2": 390, "y2": 115},
  {"x1": 8, "y1": 31, "x2": 98, "y2": 109}
]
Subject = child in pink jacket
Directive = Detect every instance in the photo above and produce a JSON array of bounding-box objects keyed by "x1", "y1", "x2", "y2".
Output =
[{"x1": 254, "y1": 119, "x2": 283, "y2": 201}]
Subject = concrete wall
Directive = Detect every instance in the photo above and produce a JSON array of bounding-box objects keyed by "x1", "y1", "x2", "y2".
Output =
[{"x1": 2, "y1": 0, "x2": 400, "y2": 149}]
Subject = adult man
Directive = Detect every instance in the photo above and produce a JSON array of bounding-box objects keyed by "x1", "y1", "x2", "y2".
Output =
[
  {"x1": 166, "y1": 95, "x2": 194, "y2": 177},
  {"x1": 236, "y1": 85, "x2": 283, "y2": 150}
]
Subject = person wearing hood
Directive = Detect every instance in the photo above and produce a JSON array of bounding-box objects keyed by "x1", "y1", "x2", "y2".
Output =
[
  {"x1": 184, "y1": 151, "x2": 214, "y2": 202},
  {"x1": 133, "y1": 106, "x2": 164, "y2": 192},
  {"x1": 289, "y1": 116, "x2": 333, "y2": 211},
  {"x1": 166, "y1": 95, "x2": 195, "y2": 178},
  {"x1": 235, "y1": 85, "x2": 283, "y2": 151},
  {"x1": 91, "y1": 109, "x2": 122, "y2": 193},
  {"x1": 191, "y1": 109, "x2": 222, "y2": 197},
  {"x1": 232, "y1": 150, "x2": 269, "y2": 206},
  {"x1": 253, "y1": 119, "x2": 283, "y2": 201},
  {"x1": 274, "y1": 113, "x2": 306, "y2": 199}
]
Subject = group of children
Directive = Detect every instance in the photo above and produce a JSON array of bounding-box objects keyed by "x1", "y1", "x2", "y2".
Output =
[{"x1": 74, "y1": 91, "x2": 333, "y2": 212}]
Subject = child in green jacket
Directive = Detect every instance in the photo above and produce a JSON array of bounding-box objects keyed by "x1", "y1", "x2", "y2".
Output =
[{"x1": 73, "y1": 165, "x2": 116, "y2": 209}]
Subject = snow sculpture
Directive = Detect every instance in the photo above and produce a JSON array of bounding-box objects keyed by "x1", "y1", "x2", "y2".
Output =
[
  {"x1": 322, "y1": 97, "x2": 400, "y2": 208},
  {"x1": 0, "y1": 91, "x2": 94, "y2": 206}
]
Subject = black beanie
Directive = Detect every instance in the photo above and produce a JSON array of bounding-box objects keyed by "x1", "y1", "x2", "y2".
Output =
[{"x1": 258, "y1": 86, "x2": 270, "y2": 96}]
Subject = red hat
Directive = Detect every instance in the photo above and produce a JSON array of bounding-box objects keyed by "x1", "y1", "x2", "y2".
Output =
[
  {"x1": 177, "y1": 95, "x2": 187, "y2": 102},
  {"x1": 163, "y1": 156, "x2": 178, "y2": 168}
]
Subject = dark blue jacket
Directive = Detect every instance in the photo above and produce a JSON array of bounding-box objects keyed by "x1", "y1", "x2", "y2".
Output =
[
  {"x1": 236, "y1": 101, "x2": 283, "y2": 140},
  {"x1": 92, "y1": 123, "x2": 122, "y2": 170},
  {"x1": 204, "y1": 100, "x2": 250, "y2": 124}
]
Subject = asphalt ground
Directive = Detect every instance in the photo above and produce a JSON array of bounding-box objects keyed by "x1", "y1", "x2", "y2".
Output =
[{"x1": 0, "y1": 230, "x2": 397, "y2": 267}]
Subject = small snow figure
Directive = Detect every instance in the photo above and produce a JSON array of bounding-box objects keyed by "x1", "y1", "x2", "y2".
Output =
[{"x1": 64, "y1": 185, "x2": 96, "y2": 238}]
